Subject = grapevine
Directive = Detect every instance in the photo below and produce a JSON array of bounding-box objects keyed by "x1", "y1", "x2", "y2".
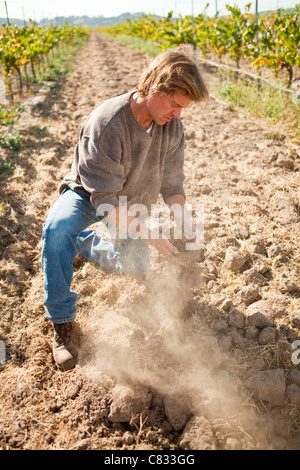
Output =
[
  {"x1": 103, "y1": 5, "x2": 300, "y2": 88},
  {"x1": 0, "y1": 21, "x2": 89, "y2": 103}
]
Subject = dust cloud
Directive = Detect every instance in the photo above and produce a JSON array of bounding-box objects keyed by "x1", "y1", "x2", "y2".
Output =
[{"x1": 81, "y1": 257, "x2": 274, "y2": 445}]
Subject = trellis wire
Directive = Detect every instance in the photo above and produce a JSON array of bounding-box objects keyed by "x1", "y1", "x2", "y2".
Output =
[{"x1": 196, "y1": 55, "x2": 294, "y2": 96}]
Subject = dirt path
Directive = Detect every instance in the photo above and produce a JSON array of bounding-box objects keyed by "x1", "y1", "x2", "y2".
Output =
[{"x1": 0, "y1": 30, "x2": 300, "y2": 451}]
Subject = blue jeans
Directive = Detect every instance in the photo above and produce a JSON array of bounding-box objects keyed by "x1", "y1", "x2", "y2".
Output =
[{"x1": 41, "y1": 189, "x2": 150, "y2": 324}]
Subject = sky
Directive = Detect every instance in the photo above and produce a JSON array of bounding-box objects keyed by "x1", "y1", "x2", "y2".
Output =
[{"x1": 1, "y1": 0, "x2": 298, "y2": 21}]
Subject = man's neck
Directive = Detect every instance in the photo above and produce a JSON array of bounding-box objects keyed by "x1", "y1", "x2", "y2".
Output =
[{"x1": 130, "y1": 92, "x2": 153, "y2": 130}]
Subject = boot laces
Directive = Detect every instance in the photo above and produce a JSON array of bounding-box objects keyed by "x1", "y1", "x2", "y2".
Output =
[{"x1": 54, "y1": 322, "x2": 73, "y2": 346}]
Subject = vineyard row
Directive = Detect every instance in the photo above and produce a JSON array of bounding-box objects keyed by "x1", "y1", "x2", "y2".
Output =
[
  {"x1": 0, "y1": 22, "x2": 89, "y2": 103},
  {"x1": 103, "y1": 4, "x2": 300, "y2": 88}
]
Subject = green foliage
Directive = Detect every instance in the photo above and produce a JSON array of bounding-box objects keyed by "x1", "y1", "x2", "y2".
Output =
[
  {"x1": 0, "y1": 23, "x2": 90, "y2": 101},
  {"x1": 0, "y1": 22, "x2": 72, "y2": 75},
  {"x1": 0, "y1": 103, "x2": 25, "y2": 125},
  {"x1": 0, "y1": 157, "x2": 15, "y2": 173},
  {"x1": 0, "y1": 133, "x2": 21, "y2": 150},
  {"x1": 218, "y1": 80, "x2": 300, "y2": 137},
  {"x1": 103, "y1": 7, "x2": 300, "y2": 88}
]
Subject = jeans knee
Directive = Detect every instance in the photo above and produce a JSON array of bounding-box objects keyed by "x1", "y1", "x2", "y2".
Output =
[{"x1": 42, "y1": 221, "x2": 73, "y2": 252}]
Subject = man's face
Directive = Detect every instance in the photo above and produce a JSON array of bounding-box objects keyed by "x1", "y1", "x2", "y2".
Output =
[{"x1": 146, "y1": 91, "x2": 191, "y2": 125}]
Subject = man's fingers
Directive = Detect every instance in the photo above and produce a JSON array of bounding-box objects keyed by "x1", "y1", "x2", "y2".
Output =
[{"x1": 150, "y1": 238, "x2": 187, "y2": 266}]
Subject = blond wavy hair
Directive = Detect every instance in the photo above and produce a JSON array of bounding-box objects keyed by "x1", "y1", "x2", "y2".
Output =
[{"x1": 137, "y1": 47, "x2": 209, "y2": 102}]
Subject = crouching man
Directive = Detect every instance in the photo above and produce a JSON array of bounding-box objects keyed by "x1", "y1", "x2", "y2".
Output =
[{"x1": 41, "y1": 47, "x2": 209, "y2": 370}]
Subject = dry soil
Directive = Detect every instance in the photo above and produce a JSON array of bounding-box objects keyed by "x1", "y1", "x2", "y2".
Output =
[{"x1": 0, "y1": 31, "x2": 300, "y2": 451}]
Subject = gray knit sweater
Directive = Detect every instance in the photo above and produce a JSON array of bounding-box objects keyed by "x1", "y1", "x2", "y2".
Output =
[{"x1": 60, "y1": 91, "x2": 186, "y2": 214}]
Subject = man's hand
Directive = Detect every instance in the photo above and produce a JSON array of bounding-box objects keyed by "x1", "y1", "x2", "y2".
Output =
[
  {"x1": 147, "y1": 232, "x2": 186, "y2": 266},
  {"x1": 104, "y1": 205, "x2": 186, "y2": 266}
]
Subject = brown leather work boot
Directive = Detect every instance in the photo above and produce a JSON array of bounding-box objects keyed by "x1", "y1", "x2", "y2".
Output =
[{"x1": 53, "y1": 321, "x2": 79, "y2": 371}]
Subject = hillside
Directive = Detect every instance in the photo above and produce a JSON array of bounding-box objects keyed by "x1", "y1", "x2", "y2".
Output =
[{"x1": 0, "y1": 12, "x2": 145, "y2": 28}]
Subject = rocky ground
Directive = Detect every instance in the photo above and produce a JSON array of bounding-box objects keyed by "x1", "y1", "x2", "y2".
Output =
[{"x1": 0, "y1": 30, "x2": 300, "y2": 451}]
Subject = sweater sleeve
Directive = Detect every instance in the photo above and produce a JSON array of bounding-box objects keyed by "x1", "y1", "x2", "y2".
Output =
[
  {"x1": 160, "y1": 122, "x2": 186, "y2": 202},
  {"x1": 77, "y1": 135, "x2": 126, "y2": 213}
]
